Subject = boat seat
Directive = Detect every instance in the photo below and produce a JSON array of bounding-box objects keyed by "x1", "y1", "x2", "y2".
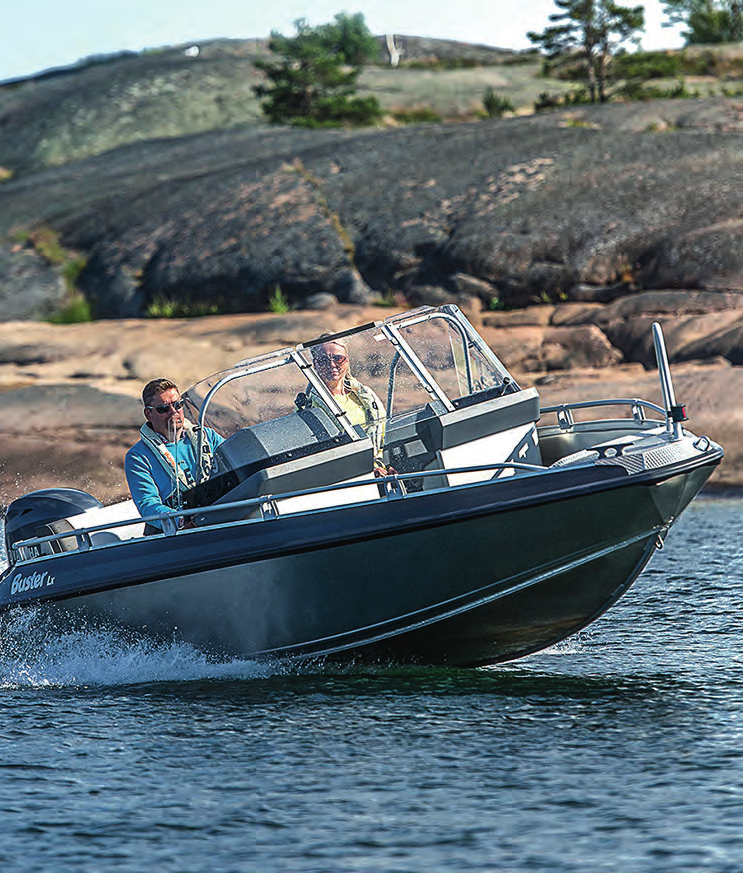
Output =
[
  {"x1": 388, "y1": 388, "x2": 543, "y2": 488},
  {"x1": 215, "y1": 407, "x2": 348, "y2": 481},
  {"x1": 382, "y1": 405, "x2": 445, "y2": 490},
  {"x1": 35, "y1": 500, "x2": 145, "y2": 552}
]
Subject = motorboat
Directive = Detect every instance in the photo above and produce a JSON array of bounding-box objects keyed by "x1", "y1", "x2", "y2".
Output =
[{"x1": 0, "y1": 305, "x2": 724, "y2": 666}]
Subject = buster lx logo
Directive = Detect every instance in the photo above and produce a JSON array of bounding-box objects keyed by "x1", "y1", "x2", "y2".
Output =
[{"x1": 10, "y1": 571, "x2": 56, "y2": 596}]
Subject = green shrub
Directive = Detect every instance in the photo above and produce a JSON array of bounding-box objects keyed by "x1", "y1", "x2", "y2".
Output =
[
  {"x1": 482, "y1": 88, "x2": 514, "y2": 118},
  {"x1": 373, "y1": 290, "x2": 399, "y2": 308},
  {"x1": 613, "y1": 51, "x2": 683, "y2": 81},
  {"x1": 534, "y1": 88, "x2": 589, "y2": 112},
  {"x1": 267, "y1": 285, "x2": 291, "y2": 314},
  {"x1": 48, "y1": 295, "x2": 93, "y2": 324},
  {"x1": 534, "y1": 91, "x2": 562, "y2": 112},
  {"x1": 620, "y1": 79, "x2": 695, "y2": 101},
  {"x1": 391, "y1": 106, "x2": 442, "y2": 124},
  {"x1": 146, "y1": 297, "x2": 221, "y2": 318}
]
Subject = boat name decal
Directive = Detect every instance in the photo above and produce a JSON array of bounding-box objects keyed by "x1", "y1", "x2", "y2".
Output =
[{"x1": 10, "y1": 571, "x2": 56, "y2": 596}]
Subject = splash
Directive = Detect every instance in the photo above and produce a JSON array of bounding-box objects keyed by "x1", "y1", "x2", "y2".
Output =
[{"x1": 0, "y1": 605, "x2": 285, "y2": 689}]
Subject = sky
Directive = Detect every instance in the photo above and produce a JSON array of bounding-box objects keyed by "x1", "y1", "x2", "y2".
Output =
[{"x1": 3, "y1": 0, "x2": 683, "y2": 83}]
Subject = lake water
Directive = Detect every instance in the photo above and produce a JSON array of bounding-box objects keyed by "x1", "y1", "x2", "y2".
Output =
[{"x1": 0, "y1": 496, "x2": 742, "y2": 872}]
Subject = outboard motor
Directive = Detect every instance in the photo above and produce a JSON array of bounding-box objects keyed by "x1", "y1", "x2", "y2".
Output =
[{"x1": 4, "y1": 488, "x2": 102, "y2": 565}]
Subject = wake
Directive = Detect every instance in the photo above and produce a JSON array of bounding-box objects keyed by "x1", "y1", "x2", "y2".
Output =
[{"x1": 0, "y1": 606, "x2": 284, "y2": 689}]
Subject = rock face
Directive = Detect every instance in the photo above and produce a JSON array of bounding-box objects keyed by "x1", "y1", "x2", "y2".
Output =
[
  {"x1": 0, "y1": 98, "x2": 742, "y2": 320},
  {"x1": 0, "y1": 244, "x2": 67, "y2": 319}
]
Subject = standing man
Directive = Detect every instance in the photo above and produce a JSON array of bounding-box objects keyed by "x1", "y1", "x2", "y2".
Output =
[{"x1": 125, "y1": 378, "x2": 224, "y2": 531}]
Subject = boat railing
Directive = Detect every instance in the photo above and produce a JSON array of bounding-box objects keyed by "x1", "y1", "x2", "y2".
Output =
[
  {"x1": 542, "y1": 322, "x2": 687, "y2": 439},
  {"x1": 541, "y1": 398, "x2": 666, "y2": 431},
  {"x1": 9, "y1": 460, "x2": 548, "y2": 564}
]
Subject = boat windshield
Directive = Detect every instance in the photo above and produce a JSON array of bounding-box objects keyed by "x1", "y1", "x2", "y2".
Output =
[{"x1": 183, "y1": 305, "x2": 516, "y2": 438}]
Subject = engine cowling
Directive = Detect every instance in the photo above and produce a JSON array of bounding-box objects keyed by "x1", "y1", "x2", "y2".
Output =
[{"x1": 4, "y1": 489, "x2": 102, "y2": 563}]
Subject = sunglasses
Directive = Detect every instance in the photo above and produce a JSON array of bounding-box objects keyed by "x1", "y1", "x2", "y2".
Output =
[
  {"x1": 146, "y1": 399, "x2": 186, "y2": 414},
  {"x1": 315, "y1": 353, "x2": 348, "y2": 365}
]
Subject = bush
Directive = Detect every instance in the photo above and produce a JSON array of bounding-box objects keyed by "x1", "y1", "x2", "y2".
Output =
[
  {"x1": 534, "y1": 88, "x2": 589, "y2": 112},
  {"x1": 267, "y1": 286, "x2": 291, "y2": 314},
  {"x1": 482, "y1": 88, "x2": 515, "y2": 117},
  {"x1": 391, "y1": 106, "x2": 442, "y2": 124},
  {"x1": 48, "y1": 295, "x2": 93, "y2": 324},
  {"x1": 619, "y1": 79, "x2": 696, "y2": 101},
  {"x1": 613, "y1": 51, "x2": 683, "y2": 81},
  {"x1": 146, "y1": 297, "x2": 221, "y2": 318}
]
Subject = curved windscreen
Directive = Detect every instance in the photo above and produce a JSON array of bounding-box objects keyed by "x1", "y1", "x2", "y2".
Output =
[{"x1": 183, "y1": 306, "x2": 517, "y2": 440}]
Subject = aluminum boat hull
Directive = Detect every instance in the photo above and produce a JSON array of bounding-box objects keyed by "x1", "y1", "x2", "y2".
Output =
[{"x1": 0, "y1": 454, "x2": 718, "y2": 667}]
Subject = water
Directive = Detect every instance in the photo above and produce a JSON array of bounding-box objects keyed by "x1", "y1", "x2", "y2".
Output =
[{"x1": 0, "y1": 497, "x2": 742, "y2": 872}]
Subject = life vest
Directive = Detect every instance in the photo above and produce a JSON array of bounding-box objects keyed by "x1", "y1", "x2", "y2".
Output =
[{"x1": 138, "y1": 420, "x2": 217, "y2": 506}]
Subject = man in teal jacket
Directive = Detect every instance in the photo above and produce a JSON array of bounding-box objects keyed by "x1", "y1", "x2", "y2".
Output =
[{"x1": 125, "y1": 378, "x2": 223, "y2": 531}]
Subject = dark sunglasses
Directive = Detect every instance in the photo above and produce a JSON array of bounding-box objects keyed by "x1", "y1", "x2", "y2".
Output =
[
  {"x1": 315, "y1": 353, "x2": 348, "y2": 365},
  {"x1": 146, "y1": 399, "x2": 185, "y2": 414}
]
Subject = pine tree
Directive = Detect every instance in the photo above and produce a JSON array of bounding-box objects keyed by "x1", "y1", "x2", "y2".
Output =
[
  {"x1": 663, "y1": 0, "x2": 743, "y2": 44},
  {"x1": 528, "y1": 0, "x2": 645, "y2": 103},
  {"x1": 253, "y1": 14, "x2": 382, "y2": 127}
]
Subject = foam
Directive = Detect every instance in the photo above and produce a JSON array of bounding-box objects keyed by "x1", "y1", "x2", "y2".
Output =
[{"x1": 0, "y1": 606, "x2": 285, "y2": 689}]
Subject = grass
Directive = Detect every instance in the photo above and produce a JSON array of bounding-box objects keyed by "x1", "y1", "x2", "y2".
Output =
[
  {"x1": 360, "y1": 61, "x2": 576, "y2": 119},
  {"x1": 267, "y1": 285, "x2": 291, "y2": 314},
  {"x1": 47, "y1": 295, "x2": 93, "y2": 324},
  {"x1": 30, "y1": 225, "x2": 70, "y2": 266},
  {"x1": 390, "y1": 106, "x2": 442, "y2": 124},
  {"x1": 146, "y1": 297, "x2": 222, "y2": 318}
]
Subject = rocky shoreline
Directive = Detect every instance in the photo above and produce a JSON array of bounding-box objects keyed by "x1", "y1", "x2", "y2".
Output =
[{"x1": 0, "y1": 306, "x2": 739, "y2": 510}]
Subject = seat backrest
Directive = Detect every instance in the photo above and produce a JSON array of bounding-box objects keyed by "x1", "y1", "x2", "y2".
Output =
[
  {"x1": 420, "y1": 388, "x2": 543, "y2": 487},
  {"x1": 194, "y1": 412, "x2": 377, "y2": 525},
  {"x1": 215, "y1": 407, "x2": 343, "y2": 483}
]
